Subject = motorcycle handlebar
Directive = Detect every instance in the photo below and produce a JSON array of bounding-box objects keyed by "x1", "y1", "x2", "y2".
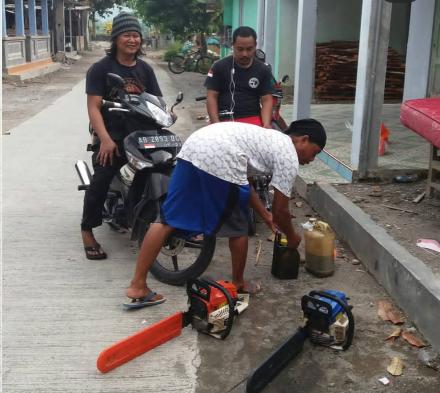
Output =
[{"x1": 102, "y1": 99, "x2": 123, "y2": 108}]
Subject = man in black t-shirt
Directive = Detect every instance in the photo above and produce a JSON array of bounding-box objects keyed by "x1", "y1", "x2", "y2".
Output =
[
  {"x1": 81, "y1": 13, "x2": 163, "y2": 294},
  {"x1": 204, "y1": 26, "x2": 273, "y2": 128}
]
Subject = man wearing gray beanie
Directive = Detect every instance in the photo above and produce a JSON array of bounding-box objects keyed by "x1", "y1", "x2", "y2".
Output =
[{"x1": 80, "y1": 11, "x2": 162, "y2": 278}]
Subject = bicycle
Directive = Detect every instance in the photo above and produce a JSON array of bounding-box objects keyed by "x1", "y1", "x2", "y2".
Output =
[{"x1": 168, "y1": 48, "x2": 215, "y2": 75}]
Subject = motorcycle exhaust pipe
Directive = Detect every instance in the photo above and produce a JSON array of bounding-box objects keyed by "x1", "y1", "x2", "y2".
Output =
[{"x1": 75, "y1": 160, "x2": 92, "y2": 191}]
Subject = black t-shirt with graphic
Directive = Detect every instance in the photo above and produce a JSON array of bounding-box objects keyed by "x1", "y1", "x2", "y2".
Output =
[
  {"x1": 204, "y1": 55, "x2": 272, "y2": 118},
  {"x1": 86, "y1": 55, "x2": 162, "y2": 140}
]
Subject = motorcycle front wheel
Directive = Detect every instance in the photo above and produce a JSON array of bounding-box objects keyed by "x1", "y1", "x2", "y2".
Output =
[{"x1": 138, "y1": 223, "x2": 216, "y2": 286}]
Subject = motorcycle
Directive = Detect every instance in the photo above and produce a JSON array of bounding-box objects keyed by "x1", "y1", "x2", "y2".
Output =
[{"x1": 75, "y1": 73, "x2": 216, "y2": 285}]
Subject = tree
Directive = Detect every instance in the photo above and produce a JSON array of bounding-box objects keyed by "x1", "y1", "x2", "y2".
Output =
[
  {"x1": 90, "y1": 0, "x2": 126, "y2": 17},
  {"x1": 103, "y1": 21, "x2": 113, "y2": 35},
  {"x1": 127, "y1": 0, "x2": 222, "y2": 40}
]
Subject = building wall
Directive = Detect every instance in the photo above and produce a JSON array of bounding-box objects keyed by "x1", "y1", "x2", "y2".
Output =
[
  {"x1": 225, "y1": 0, "x2": 410, "y2": 82},
  {"x1": 389, "y1": 2, "x2": 411, "y2": 55},
  {"x1": 276, "y1": 0, "x2": 298, "y2": 81},
  {"x1": 242, "y1": 0, "x2": 259, "y2": 29},
  {"x1": 316, "y1": 0, "x2": 362, "y2": 43},
  {"x1": 223, "y1": 0, "x2": 234, "y2": 26},
  {"x1": 316, "y1": 0, "x2": 409, "y2": 55}
]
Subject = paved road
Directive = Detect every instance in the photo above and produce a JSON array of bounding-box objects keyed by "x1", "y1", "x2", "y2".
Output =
[
  {"x1": 3, "y1": 55, "x2": 439, "y2": 393},
  {"x1": 2, "y1": 66, "x2": 199, "y2": 392}
]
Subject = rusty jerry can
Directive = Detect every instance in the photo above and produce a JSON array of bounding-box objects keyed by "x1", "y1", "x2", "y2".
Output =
[{"x1": 304, "y1": 218, "x2": 335, "y2": 277}]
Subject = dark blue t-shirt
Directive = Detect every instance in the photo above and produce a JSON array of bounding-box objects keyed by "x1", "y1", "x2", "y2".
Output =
[{"x1": 204, "y1": 55, "x2": 272, "y2": 118}]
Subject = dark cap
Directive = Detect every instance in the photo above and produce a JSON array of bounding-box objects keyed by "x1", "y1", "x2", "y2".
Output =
[
  {"x1": 111, "y1": 12, "x2": 142, "y2": 40},
  {"x1": 284, "y1": 118, "x2": 327, "y2": 149}
]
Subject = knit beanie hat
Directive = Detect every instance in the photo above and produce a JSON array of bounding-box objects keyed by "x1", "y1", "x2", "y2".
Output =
[
  {"x1": 285, "y1": 118, "x2": 327, "y2": 149},
  {"x1": 111, "y1": 12, "x2": 142, "y2": 40}
]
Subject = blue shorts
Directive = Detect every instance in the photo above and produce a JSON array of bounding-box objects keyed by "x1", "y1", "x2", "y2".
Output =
[{"x1": 161, "y1": 159, "x2": 250, "y2": 237}]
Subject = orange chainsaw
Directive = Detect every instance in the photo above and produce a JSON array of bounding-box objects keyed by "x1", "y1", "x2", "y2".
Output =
[{"x1": 97, "y1": 278, "x2": 245, "y2": 373}]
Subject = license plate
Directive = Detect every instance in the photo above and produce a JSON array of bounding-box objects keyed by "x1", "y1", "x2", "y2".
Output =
[{"x1": 138, "y1": 135, "x2": 182, "y2": 149}]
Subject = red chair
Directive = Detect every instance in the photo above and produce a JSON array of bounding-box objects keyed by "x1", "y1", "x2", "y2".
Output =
[{"x1": 400, "y1": 98, "x2": 440, "y2": 197}]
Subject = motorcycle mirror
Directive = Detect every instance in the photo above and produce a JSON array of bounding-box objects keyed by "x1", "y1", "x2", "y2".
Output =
[
  {"x1": 255, "y1": 49, "x2": 266, "y2": 62},
  {"x1": 107, "y1": 73, "x2": 125, "y2": 89},
  {"x1": 175, "y1": 92, "x2": 184, "y2": 103},
  {"x1": 282, "y1": 75, "x2": 290, "y2": 83}
]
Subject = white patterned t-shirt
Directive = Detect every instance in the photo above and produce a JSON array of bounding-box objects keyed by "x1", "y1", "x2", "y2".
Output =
[{"x1": 177, "y1": 122, "x2": 298, "y2": 197}]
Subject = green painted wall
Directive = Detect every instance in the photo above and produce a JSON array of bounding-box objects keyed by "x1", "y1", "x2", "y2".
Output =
[
  {"x1": 232, "y1": 0, "x2": 240, "y2": 28},
  {"x1": 242, "y1": 0, "x2": 259, "y2": 30},
  {"x1": 223, "y1": 0, "x2": 233, "y2": 26}
]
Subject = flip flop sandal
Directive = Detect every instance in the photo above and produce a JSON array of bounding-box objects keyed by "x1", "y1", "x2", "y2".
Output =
[
  {"x1": 84, "y1": 243, "x2": 107, "y2": 260},
  {"x1": 237, "y1": 280, "x2": 262, "y2": 295},
  {"x1": 123, "y1": 291, "x2": 167, "y2": 309}
]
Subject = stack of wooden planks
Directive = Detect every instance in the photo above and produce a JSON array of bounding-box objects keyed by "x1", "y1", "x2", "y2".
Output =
[{"x1": 314, "y1": 41, "x2": 405, "y2": 102}]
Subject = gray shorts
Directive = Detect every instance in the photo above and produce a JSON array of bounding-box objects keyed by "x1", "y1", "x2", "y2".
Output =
[{"x1": 216, "y1": 201, "x2": 249, "y2": 238}]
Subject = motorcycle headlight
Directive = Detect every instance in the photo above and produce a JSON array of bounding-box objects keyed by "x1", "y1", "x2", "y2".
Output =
[
  {"x1": 126, "y1": 150, "x2": 152, "y2": 170},
  {"x1": 146, "y1": 101, "x2": 174, "y2": 127}
]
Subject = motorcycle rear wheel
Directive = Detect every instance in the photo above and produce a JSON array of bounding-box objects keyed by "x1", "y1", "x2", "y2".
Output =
[{"x1": 138, "y1": 222, "x2": 216, "y2": 286}]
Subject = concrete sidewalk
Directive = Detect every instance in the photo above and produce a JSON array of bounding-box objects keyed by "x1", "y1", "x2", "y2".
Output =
[{"x1": 2, "y1": 70, "x2": 199, "y2": 392}]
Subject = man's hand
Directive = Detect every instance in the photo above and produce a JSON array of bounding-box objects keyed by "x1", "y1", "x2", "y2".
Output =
[
  {"x1": 97, "y1": 138, "x2": 119, "y2": 166},
  {"x1": 287, "y1": 232, "x2": 301, "y2": 250},
  {"x1": 262, "y1": 212, "x2": 278, "y2": 233}
]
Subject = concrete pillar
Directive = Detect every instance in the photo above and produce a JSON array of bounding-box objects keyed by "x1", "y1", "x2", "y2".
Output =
[
  {"x1": 293, "y1": 0, "x2": 317, "y2": 120},
  {"x1": 351, "y1": 0, "x2": 392, "y2": 177},
  {"x1": 257, "y1": 0, "x2": 266, "y2": 48},
  {"x1": 82, "y1": 10, "x2": 90, "y2": 50},
  {"x1": 53, "y1": 0, "x2": 65, "y2": 53},
  {"x1": 15, "y1": 0, "x2": 25, "y2": 36},
  {"x1": 69, "y1": 8, "x2": 72, "y2": 48},
  {"x1": 2, "y1": 0, "x2": 7, "y2": 37},
  {"x1": 403, "y1": 0, "x2": 436, "y2": 100},
  {"x1": 42, "y1": 0, "x2": 49, "y2": 35},
  {"x1": 28, "y1": 0, "x2": 37, "y2": 35},
  {"x1": 263, "y1": 0, "x2": 277, "y2": 68}
]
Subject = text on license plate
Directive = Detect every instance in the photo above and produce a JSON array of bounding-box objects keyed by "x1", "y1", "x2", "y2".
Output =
[{"x1": 138, "y1": 135, "x2": 182, "y2": 149}]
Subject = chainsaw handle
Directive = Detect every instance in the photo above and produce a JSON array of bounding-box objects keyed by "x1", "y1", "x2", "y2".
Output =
[
  {"x1": 310, "y1": 290, "x2": 355, "y2": 350},
  {"x1": 187, "y1": 278, "x2": 212, "y2": 301}
]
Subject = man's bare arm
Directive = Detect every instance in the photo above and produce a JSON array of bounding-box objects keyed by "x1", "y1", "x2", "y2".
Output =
[
  {"x1": 87, "y1": 95, "x2": 118, "y2": 166},
  {"x1": 206, "y1": 89, "x2": 220, "y2": 123},
  {"x1": 260, "y1": 94, "x2": 273, "y2": 128}
]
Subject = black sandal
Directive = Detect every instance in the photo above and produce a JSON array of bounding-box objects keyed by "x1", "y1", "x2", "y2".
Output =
[{"x1": 84, "y1": 243, "x2": 107, "y2": 260}]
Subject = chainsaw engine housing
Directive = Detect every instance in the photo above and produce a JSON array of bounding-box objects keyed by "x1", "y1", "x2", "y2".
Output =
[
  {"x1": 186, "y1": 279, "x2": 237, "y2": 339},
  {"x1": 301, "y1": 290, "x2": 354, "y2": 350}
]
